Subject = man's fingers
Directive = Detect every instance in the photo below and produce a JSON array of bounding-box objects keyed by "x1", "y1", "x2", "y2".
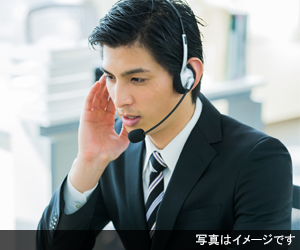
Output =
[
  {"x1": 106, "y1": 96, "x2": 116, "y2": 114},
  {"x1": 99, "y1": 85, "x2": 109, "y2": 110},
  {"x1": 119, "y1": 123, "x2": 129, "y2": 143},
  {"x1": 84, "y1": 81, "x2": 101, "y2": 111},
  {"x1": 92, "y1": 75, "x2": 106, "y2": 110},
  {"x1": 84, "y1": 74, "x2": 115, "y2": 118},
  {"x1": 92, "y1": 83, "x2": 106, "y2": 109}
]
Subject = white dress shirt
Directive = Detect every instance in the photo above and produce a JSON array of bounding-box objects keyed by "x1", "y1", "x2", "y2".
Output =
[
  {"x1": 142, "y1": 97, "x2": 202, "y2": 202},
  {"x1": 64, "y1": 97, "x2": 202, "y2": 214}
]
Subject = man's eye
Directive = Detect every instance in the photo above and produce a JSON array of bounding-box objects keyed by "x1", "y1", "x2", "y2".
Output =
[
  {"x1": 131, "y1": 78, "x2": 145, "y2": 83},
  {"x1": 105, "y1": 75, "x2": 115, "y2": 81}
]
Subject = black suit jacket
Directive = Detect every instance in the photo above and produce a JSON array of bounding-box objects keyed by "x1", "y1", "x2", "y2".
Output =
[{"x1": 37, "y1": 94, "x2": 293, "y2": 250}]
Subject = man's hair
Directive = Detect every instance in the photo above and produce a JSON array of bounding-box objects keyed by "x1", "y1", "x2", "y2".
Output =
[{"x1": 88, "y1": 0, "x2": 205, "y2": 103}]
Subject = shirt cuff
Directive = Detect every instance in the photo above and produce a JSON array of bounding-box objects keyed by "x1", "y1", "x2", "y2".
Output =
[{"x1": 63, "y1": 174, "x2": 98, "y2": 215}]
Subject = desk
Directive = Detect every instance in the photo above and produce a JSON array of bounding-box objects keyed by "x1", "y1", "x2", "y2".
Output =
[{"x1": 202, "y1": 75, "x2": 265, "y2": 131}]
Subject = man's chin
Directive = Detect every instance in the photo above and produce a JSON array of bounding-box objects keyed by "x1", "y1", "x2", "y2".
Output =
[{"x1": 124, "y1": 126, "x2": 139, "y2": 133}]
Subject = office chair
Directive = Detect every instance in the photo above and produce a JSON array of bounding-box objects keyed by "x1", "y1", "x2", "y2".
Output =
[{"x1": 25, "y1": 3, "x2": 97, "y2": 44}]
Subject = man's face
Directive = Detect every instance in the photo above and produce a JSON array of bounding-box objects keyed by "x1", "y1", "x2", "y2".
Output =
[{"x1": 102, "y1": 44, "x2": 190, "y2": 140}]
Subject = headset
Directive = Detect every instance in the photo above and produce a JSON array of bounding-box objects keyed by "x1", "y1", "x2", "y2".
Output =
[
  {"x1": 128, "y1": 0, "x2": 196, "y2": 143},
  {"x1": 166, "y1": 0, "x2": 195, "y2": 94}
]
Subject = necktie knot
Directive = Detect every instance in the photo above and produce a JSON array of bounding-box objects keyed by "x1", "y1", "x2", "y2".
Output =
[{"x1": 150, "y1": 151, "x2": 167, "y2": 173}]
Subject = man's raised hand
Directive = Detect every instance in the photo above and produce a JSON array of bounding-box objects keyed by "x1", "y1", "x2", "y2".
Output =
[{"x1": 69, "y1": 75, "x2": 129, "y2": 193}]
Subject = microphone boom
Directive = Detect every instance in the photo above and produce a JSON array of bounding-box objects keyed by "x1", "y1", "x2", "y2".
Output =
[{"x1": 128, "y1": 89, "x2": 189, "y2": 143}]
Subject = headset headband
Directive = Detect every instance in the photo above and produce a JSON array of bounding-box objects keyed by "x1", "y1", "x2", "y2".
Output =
[{"x1": 166, "y1": 0, "x2": 195, "y2": 94}]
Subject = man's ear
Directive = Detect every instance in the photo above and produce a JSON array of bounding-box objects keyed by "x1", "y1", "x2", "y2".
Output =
[{"x1": 187, "y1": 57, "x2": 203, "y2": 91}]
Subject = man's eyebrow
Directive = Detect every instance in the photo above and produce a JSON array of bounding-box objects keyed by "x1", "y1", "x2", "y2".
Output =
[
  {"x1": 121, "y1": 68, "x2": 151, "y2": 77},
  {"x1": 100, "y1": 67, "x2": 151, "y2": 77}
]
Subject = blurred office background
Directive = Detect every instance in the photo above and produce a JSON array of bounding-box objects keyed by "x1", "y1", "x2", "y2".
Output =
[{"x1": 0, "y1": 0, "x2": 299, "y2": 231}]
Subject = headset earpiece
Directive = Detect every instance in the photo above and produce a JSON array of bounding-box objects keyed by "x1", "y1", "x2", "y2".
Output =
[
  {"x1": 182, "y1": 64, "x2": 195, "y2": 91},
  {"x1": 186, "y1": 64, "x2": 196, "y2": 89},
  {"x1": 174, "y1": 64, "x2": 195, "y2": 94},
  {"x1": 173, "y1": 72, "x2": 185, "y2": 94}
]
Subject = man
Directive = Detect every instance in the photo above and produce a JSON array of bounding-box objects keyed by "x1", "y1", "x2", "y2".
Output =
[{"x1": 36, "y1": 0, "x2": 293, "y2": 249}]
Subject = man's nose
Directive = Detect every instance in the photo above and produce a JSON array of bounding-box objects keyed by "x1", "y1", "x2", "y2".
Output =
[{"x1": 113, "y1": 82, "x2": 133, "y2": 109}]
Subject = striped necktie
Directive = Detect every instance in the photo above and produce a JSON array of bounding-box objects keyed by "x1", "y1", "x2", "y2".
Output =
[{"x1": 145, "y1": 151, "x2": 167, "y2": 239}]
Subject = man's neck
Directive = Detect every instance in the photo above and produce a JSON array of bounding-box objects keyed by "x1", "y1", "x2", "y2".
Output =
[{"x1": 148, "y1": 101, "x2": 196, "y2": 150}]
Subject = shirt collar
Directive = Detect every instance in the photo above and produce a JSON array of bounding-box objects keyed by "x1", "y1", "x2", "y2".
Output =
[{"x1": 143, "y1": 97, "x2": 202, "y2": 173}]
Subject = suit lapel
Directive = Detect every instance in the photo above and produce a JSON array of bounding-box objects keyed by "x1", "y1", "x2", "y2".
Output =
[
  {"x1": 125, "y1": 141, "x2": 151, "y2": 248},
  {"x1": 151, "y1": 94, "x2": 222, "y2": 250},
  {"x1": 152, "y1": 126, "x2": 216, "y2": 250}
]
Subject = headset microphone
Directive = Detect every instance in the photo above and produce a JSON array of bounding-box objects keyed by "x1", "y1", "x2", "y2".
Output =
[
  {"x1": 128, "y1": 129, "x2": 145, "y2": 144},
  {"x1": 128, "y1": 0, "x2": 195, "y2": 143}
]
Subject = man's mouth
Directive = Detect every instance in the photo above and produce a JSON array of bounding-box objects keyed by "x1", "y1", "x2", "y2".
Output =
[{"x1": 121, "y1": 115, "x2": 141, "y2": 127}]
